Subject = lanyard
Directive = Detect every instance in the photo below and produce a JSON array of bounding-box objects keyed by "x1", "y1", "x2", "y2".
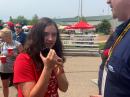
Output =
[{"x1": 107, "y1": 22, "x2": 130, "y2": 63}]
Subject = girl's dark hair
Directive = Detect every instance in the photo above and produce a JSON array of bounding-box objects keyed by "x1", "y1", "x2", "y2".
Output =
[{"x1": 23, "y1": 17, "x2": 65, "y2": 70}]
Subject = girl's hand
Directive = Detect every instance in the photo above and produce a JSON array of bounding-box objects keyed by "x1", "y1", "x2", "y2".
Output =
[
  {"x1": 54, "y1": 65, "x2": 64, "y2": 77},
  {"x1": 53, "y1": 55, "x2": 64, "y2": 77},
  {"x1": 40, "y1": 49, "x2": 57, "y2": 70},
  {"x1": 55, "y1": 54, "x2": 63, "y2": 67}
]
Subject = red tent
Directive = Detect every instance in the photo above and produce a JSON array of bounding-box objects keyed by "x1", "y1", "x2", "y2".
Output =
[
  {"x1": 72, "y1": 20, "x2": 95, "y2": 29},
  {"x1": 64, "y1": 20, "x2": 95, "y2": 30}
]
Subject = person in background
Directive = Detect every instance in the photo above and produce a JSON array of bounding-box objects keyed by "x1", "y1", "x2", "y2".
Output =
[
  {"x1": 4, "y1": 22, "x2": 15, "y2": 87},
  {"x1": 0, "y1": 23, "x2": 3, "y2": 30},
  {"x1": 90, "y1": 0, "x2": 130, "y2": 97},
  {"x1": 13, "y1": 17, "x2": 69, "y2": 97},
  {"x1": 0, "y1": 28, "x2": 23, "y2": 97},
  {"x1": 13, "y1": 23, "x2": 27, "y2": 46},
  {"x1": 0, "y1": 31, "x2": 4, "y2": 44},
  {"x1": 6, "y1": 21, "x2": 15, "y2": 33}
]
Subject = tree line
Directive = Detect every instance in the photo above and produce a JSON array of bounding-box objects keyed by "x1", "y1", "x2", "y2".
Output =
[
  {"x1": 0, "y1": 14, "x2": 39, "y2": 26},
  {"x1": 0, "y1": 15, "x2": 111, "y2": 35}
]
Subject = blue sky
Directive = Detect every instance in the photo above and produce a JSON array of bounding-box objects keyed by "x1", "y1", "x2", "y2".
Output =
[{"x1": 0, "y1": 0, "x2": 111, "y2": 21}]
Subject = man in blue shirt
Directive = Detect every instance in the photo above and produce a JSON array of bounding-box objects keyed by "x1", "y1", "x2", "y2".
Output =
[
  {"x1": 13, "y1": 23, "x2": 26, "y2": 45},
  {"x1": 91, "y1": 0, "x2": 130, "y2": 97},
  {"x1": 98, "y1": 31, "x2": 117, "y2": 95}
]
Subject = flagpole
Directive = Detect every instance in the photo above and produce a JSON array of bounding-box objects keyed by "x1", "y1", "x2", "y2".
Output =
[
  {"x1": 80, "y1": 0, "x2": 83, "y2": 33},
  {"x1": 78, "y1": 0, "x2": 81, "y2": 22},
  {"x1": 80, "y1": 0, "x2": 83, "y2": 21}
]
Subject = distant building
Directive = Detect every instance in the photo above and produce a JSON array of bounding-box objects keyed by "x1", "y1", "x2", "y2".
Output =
[{"x1": 53, "y1": 15, "x2": 121, "y2": 30}]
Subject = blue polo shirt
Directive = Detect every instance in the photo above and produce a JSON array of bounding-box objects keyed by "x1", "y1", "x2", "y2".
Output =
[
  {"x1": 104, "y1": 19, "x2": 130, "y2": 97},
  {"x1": 13, "y1": 32, "x2": 26, "y2": 45}
]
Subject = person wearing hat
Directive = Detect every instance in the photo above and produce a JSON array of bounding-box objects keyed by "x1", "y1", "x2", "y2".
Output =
[
  {"x1": 6, "y1": 22, "x2": 15, "y2": 33},
  {"x1": 13, "y1": 23, "x2": 27, "y2": 46},
  {"x1": 0, "y1": 28, "x2": 23, "y2": 97}
]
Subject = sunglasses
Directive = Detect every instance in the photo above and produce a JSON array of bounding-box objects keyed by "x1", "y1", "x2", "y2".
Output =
[{"x1": 15, "y1": 26, "x2": 22, "y2": 28}]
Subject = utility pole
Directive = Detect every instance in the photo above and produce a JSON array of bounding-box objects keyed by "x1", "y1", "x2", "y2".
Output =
[
  {"x1": 78, "y1": 0, "x2": 83, "y2": 21},
  {"x1": 80, "y1": 0, "x2": 83, "y2": 21}
]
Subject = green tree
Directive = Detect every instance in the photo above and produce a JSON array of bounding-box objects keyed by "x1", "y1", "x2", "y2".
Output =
[
  {"x1": 9, "y1": 16, "x2": 13, "y2": 22},
  {"x1": 0, "y1": 19, "x2": 2, "y2": 23},
  {"x1": 17, "y1": 16, "x2": 28, "y2": 25},
  {"x1": 28, "y1": 14, "x2": 39, "y2": 25},
  {"x1": 0, "y1": 19, "x2": 3, "y2": 29},
  {"x1": 10, "y1": 16, "x2": 28, "y2": 25},
  {"x1": 80, "y1": 16, "x2": 87, "y2": 21},
  {"x1": 76, "y1": 16, "x2": 87, "y2": 21},
  {"x1": 96, "y1": 19, "x2": 111, "y2": 35}
]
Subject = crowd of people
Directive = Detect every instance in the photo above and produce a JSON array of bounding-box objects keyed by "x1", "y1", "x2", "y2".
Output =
[
  {"x1": 0, "y1": 22, "x2": 26, "y2": 97},
  {"x1": 0, "y1": 0, "x2": 130, "y2": 97}
]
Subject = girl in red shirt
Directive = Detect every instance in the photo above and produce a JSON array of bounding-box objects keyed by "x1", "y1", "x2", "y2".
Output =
[{"x1": 13, "y1": 17, "x2": 69, "y2": 97}]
